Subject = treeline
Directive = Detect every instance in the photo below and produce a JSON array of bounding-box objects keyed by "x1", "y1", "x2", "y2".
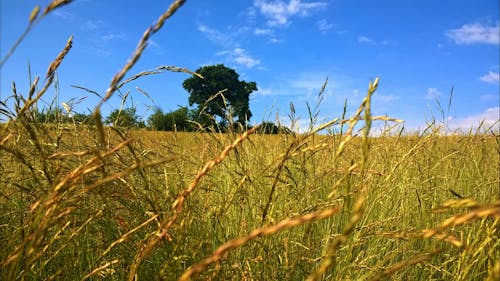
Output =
[
  {"x1": 24, "y1": 64, "x2": 291, "y2": 134},
  {"x1": 28, "y1": 106, "x2": 291, "y2": 134}
]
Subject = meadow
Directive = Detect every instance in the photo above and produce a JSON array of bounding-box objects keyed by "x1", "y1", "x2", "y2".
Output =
[{"x1": 1, "y1": 1, "x2": 499, "y2": 280}]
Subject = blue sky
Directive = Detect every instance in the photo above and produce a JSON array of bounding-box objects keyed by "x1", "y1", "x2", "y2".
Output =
[{"x1": 1, "y1": 0, "x2": 499, "y2": 132}]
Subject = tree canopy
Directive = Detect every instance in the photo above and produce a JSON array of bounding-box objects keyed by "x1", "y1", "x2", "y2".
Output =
[
  {"x1": 105, "y1": 108, "x2": 144, "y2": 128},
  {"x1": 148, "y1": 106, "x2": 191, "y2": 131},
  {"x1": 182, "y1": 64, "x2": 257, "y2": 126}
]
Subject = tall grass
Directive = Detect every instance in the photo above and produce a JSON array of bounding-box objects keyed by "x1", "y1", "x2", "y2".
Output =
[{"x1": 1, "y1": 1, "x2": 499, "y2": 280}]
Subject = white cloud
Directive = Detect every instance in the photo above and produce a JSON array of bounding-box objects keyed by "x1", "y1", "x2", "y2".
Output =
[
  {"x1": 253, "y1": 28, "x2": 282, "y2": 43},
  {"x1": 290, "y1": 72, "x2": 328, "y2": 90},
  {"x1": 101, "y1": 33, "x2": 125, "y2": 41},
  {"x1": 255, "y1": 87, "x2": 273, "y2": 96},
  {"x1": 269, "y1": 37, "x2": 283, "y2": 43},
  {"x1": 198, "y1": 24, "x2": 234, "y2": 47},
  {"x1": 358, "y1": 36, "x2": 375, "y2": 44},
  {"x1": 199, "y1": 24, "x2": 262, "y2": 68},
  {"x1": 52, "y1": 9, "x2": 72, "y2": 19},
  {"x1": 88, "y1": 46, "x2": 111, "y2": 57},
  {"x1": 317, "y1": 19, "x2": 333, "y2": 34},
  {"x1": 480, "y1": 94, "x2": 499, "y2": 101},
  {"x1": 147, "y1": 39, "x2": 165, "y2": 55},
  {"x1": 446, "y1": 22, "x2": 499, "y2": 45},
  {"x1": 81, "y1": 19, "x2": 104, "y2": 31},
  {"x1": 233, "y1": 49, "x2": 261, "y2": 68},
  {"x1": 480, "y1": 71, "x2": 500, "y2": 84},
  {"x1": 375, "y1": 94, "x2": 400, "y2": 104},
  {"x1": 86, "y1": 30, "x2": 125, "y2": 57},
  {"x1": 148, "y1": 39, "x2": 160, "y2": 47},
  {"x1": 358, "y1": 35, "x2": 391, "y2": 46},
  {"x1": 425, "y1": 88, "x2": 442, "y2": 100},
  {"x1": 254, "y1": 28, "x2": 274, "y2": 35},
  {"x1": 276, "y1": 115, "x2": 311, "y2": 133},
  {"x1": 217, "y1": 48, "x2": 261, "y2": 68},
  {"x1": 447, "y1": 107, "x2": 499, "y2": 131},
  {"x1": 252, "y1": 72, "x2": 330, "y2": 98},
  {"x1": 254, "y1": 0, "x2": 327, "y2": 26}
]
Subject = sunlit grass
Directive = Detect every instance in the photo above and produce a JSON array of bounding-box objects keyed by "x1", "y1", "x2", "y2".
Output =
[{"x1": 1, "y1": 1, "x2": 499, "y2": 280}]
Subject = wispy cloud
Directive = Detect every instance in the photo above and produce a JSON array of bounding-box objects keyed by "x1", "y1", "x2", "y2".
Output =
[
  {"x1": 82, "y1": 30, "x2": 126, "y2": 57},
  {"x1": 253, "y1": 28, "x2": 282, "y2": 43},
  {"x1": 425, "y1": 88, "x2": 442, "y2": 100},
  {"x1": 375, "y1": 94, "x2": 400, "y2": 104},
  {"x1": 316, "y1": 19, "x2": 333, "y2": 34},
  {"x1": 253, "y1": 0, "x2": 327, "y2": 26},
  {"x1": 233, "y1": 48, "x2": 261, "y2": 68},
  {"x1": 87, "y1": 46, "x2": 111, "y2": 57},
  {"x1": 447, "y1": 107, "x2": 499, "y2": 131},
  {"x1": 254, "y1": 28, "x2": 274, "y2": 35},
  {"x1": 446, "y1": 22, "x2": 499, "y2": 45},
  {"x1": 198, "y1": 24, "x2": 234, "y2": 47},
  {"x1": 255, "y1": 87, "x2": 273, "y2": 96},
  {"x1": 289, "y1": 72, "x2": 329, "y2": 91},
  {"x1": 217, "y1": 48, "x2": 261, "y2": 68},
  {"x1": 253, "y1": 72, "x2": 330, "y2": 98},
  {"x1": 198, "y1": 24, "x2": 262, "y2": 68},
  {"x1": 357, "y1": 35, "x2": 390, "y2": 46},
  {"x1": 100, "y1": 33, "x2": 125, "y2": 41},
  {"x1": 80, "y1": 19, "x2": 104, "y2": 31},
  {"x1": 480, "y1": 71, "x2": 500, "y2": 84},
  {"x1": 147, "y1": 39, "x2": 165, "y2": 56},
  {"x1": 52, "y1": 9, "x2": 72, "y2": 19},
  {"x1": 358, "y1": 36, "x2": 375, "y2": 44},
  {"x1": 480, "y1": 94, "x2": 499, "y2": 101},
  {"x1": 269, "y1": 37, "x2": 283, "y2": 43}
]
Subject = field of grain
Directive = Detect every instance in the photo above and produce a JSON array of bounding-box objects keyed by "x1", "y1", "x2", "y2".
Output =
[
  {"x1": 1, "y1": 1, "x2": 499, "y2": 280},
  {"x1": 1, "y1": 114, "x2": 499, "y2": 280}
]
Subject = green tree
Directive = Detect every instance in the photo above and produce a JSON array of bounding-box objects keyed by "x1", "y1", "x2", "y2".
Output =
[
  {"x1": 148, "y1": 108, "x2": 169, "y2": 131},
  {"x1": 258, "y1": 122, "x2": 293, "y2": 134},
  {"x1": 148, "y1": 107, "x2": 192, "y2": 131},
  {"x1": 182, "y1": 64, "x2": 257, "y2": 127},
  {"x1": 72, "y1": 112, "x2": 95, "y2": 125},
  {"x1": 188, "y1": 107, "x2": 217, "y2": 130},
  {"x1": 31, "y1": 107, "x2": 67, "y2": 123},
  {"x1": 105, "y1": 107, "x2": 143, "y2": 128},
  {"x1": 165, "y1": 106, "x2": 190, "y2": 131}
]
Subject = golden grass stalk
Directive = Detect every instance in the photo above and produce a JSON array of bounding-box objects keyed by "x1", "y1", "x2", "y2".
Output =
[
  {"x1": 369, "y1": 250, "x2": 442, "y2": 281},
  {"x1": 97, "y1": 0, "x2": 186, "y2": 109},
  {"x1": 46, "y1": 35, "x2": 73, "y2": 81},
  {"x1": 487, "y1": 261, "x2": 500, "y2": 281},
  {"x1": 153, "y1": 0, "x2": 186, "y2": 32},
  {"x1": 432, "y1": 198, "x2": 482, "y2": 211},
  {"x1": 128, "y1": 125, "x2": 259, "y2": 281},
  {"x1": 1, "y1": 0, "x2": 73, "y2": 67},
  {"x1": 2, "y1": 138, "x2": 133, "y2": 267},
  {"x1": 307, "y1": 191, "x2": 367, "y2": 281},
  {"x1": 262, "y1": 135, "x2": 297, "y2": 223},
  {"x1": 307, "y1": 78, "x2": 379, "y2": 281},
  {"x1": 98, "y1": 214, "x2": 159, "y2": 261},
  {"x1": 40, "y1": 210, "x2": 104, "y2": 271},
  {"x1": 82, "y1": 259, "x2": 120, "y2": 281},
  {"x1": 178, "y1": 206, "x2": 341, "y2": 281},
  {"x1": 43, "y1": 0, "x2": 73, "y2": 15},
  {"x1": 29, "y1": 6, "x2": 40, "y2": 23},
  {"x1": 15, "y1": 36, "x2": 72, "y2": 119},
  {"x1": 421, "y1": 200, "x2": 500, "y2": 248},
  {"x1": 380, "y1": 200, "x2": 499, "y2": 248},
  {"x1": 117, "y1": 65, "x2": 203, "y2": 90},
  {"x1": 259, "y1": 81, "x2": 395, "y2": 224}
]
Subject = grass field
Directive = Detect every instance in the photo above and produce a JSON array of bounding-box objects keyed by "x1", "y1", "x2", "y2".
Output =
[
  {"x1": 1, "y1": 1, "x2": 499, "y2": 280},
  {"x1": 1, "y1": 105, "x2": 499, "y2": 280}
]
